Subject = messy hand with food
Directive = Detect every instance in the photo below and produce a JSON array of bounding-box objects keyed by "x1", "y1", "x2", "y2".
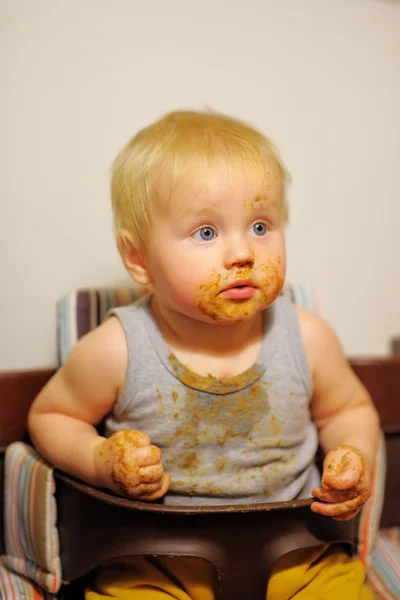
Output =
[
  {"x1": 95, "y1": 429, "x2": 171, "y2": 501},
  {"x1": 311, "y1": 445, "x2": 371, "y2": 521}
]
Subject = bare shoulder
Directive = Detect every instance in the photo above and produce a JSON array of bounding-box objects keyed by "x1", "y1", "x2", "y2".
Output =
[
  {"x1": 72, "y1": 316, "x2": 127, "y2": 372},
  {"x1": 295, "y1": 306, "x2": 376, "y2": 439},
  {"x1": 295, "y1": 305, "x2": 370, "y2": 407},
  {"x1": 29, "y1": 316, "x2": 128, "y2": 423},
  {"x1": 295, "y1": 305, "x2": 345, "y2": 375},
  {"x1": 64, "y1": 315, "x2": 128, "y2": 396}
]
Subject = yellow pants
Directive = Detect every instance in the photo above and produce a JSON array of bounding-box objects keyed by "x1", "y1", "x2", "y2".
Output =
[{"x1": 85, "y1": 545, "x2": 374, "y2": 600}]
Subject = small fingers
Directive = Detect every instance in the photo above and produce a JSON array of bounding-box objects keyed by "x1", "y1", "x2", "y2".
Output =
[
  {"x1": 311, "y1": 494, "x2": 364, "y2": 517},
  {"x1": 137, "y1": 474, "x2": 171, "y2": 501},
  {"x1": 333, "y1": 507, "x2": 362, "y2": 522},
  {"x1": 134, "y1": 445, "x2": 162, "y2": 467},
  {"x1": 133, "y1": 481, "x2": 167, "y2": 497},
  {"x1": 312, "y1": 486, "x2": 355, "y2": 504},
  {"x1": 113, "y1": 444, "x2": 162, "y2": 469},
  {"x1": 112, "y1": 454, "x2": 164, "y2": 487},
  {"x1": 111, "y1": 429, "x2": 151, "y2": 448},
  {"x1": 138, "y1": 464, "x2": 164, "y2": 484},
  {"x1": 322, "y1": 468, "x2": 361, "y2": 491}
]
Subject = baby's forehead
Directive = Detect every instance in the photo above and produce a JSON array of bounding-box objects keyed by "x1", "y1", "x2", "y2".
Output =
[{"x1": 156, "y1": 157, "x2": 282, "y2": 211}]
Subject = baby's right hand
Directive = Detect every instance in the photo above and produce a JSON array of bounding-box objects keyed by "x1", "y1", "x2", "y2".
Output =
[{"x1": 94, "y1": 429, "x2": 170, "y2": 501}]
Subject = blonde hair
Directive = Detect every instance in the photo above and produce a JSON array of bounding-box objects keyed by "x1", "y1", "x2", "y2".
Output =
[{"x1": 111, "y1": 110, "x2": 289, "y2": 250}]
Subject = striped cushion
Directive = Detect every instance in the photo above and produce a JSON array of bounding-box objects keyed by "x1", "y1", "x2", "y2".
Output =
[
  {"x1": 357, "y1": 435, "x2": 400, "y2": 599},
  {"x1": 0, "y1": 443, "x2": 61, "y2": 595},
  {"x1": 368, "y1": 528, "x2": 400, "y2": 599},
  {"x1": 0, "y1": 564, "x2": 54, "y2": 599},
  {"x1": 358, "y1": 432, "x2": 387, "y2": 566},
  {"x1": 57, "y1": 285, "x2": 151, "y2": 365}
]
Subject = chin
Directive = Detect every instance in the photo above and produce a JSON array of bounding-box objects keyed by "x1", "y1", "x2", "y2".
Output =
[{"x1": 198, "y1": 301, "x2": 266, "y2": 325}]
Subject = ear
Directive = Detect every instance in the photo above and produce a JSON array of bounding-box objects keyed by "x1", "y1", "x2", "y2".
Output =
[{"x1": 118, "y1": 229, "x2": 152, "y2": 286}]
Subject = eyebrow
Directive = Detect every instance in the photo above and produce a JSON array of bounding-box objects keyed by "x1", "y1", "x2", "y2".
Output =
[{"x1": 174, "y1": 199, "x2": 221, "y2": 221}]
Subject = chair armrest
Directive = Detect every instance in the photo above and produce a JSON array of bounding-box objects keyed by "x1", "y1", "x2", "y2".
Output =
[
  {"x1": 0, "y1": 368, "x2": 56, "y2": 446},
  {"x1": 350, "y1": 357, "x2": 400, "y2": 433}
]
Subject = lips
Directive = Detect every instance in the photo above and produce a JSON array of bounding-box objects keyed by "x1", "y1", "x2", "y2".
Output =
[{"x1": 220, "y1": 280, "x2": 258, "y2": 300}]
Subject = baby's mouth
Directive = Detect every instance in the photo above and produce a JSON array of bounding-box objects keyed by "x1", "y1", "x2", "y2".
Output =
[{"x1": 219, "y1": 280, "x2": 258, "y2": 300}]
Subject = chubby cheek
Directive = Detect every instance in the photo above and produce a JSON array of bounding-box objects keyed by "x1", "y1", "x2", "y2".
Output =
[
  {"x1": 259, "y1": 254, "x2": 286, "y2": 300},
  {"x1": 258, "y1": 235, "x2": 286, "y2": 291},
  {"x1": 152, "y1": 251, "x2": 212, "y2": 309}
]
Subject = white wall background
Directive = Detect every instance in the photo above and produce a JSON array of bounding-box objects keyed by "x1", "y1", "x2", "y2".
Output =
[{"x1": 1, "y1": 0, "x2": 399, "y2": 370}]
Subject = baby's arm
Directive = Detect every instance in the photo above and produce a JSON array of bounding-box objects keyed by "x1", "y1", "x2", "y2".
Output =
[
  {"x1": 297, "y1": 307, "x2": 380, "y2": 520},
  {"x1": 28, "y1": 317, "x2": 169, "y2": 500}
]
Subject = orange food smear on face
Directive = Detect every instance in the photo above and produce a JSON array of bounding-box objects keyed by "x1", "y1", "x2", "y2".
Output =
[{"x1": 195, "y1": 262, "x2": 284, "y2": 323}]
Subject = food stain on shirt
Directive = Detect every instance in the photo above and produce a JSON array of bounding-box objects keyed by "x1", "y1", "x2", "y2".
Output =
[{"x1": 155, "y1": 387, "x2": 164, "y2": 414}]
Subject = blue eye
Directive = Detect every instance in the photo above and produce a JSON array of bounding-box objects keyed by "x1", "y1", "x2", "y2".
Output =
[
  {"x1": 252, "y1": 222, "x2": 268, "y2": 236},
  {"x1": 193, "y1": 227, "x2": 216, "y2": 242}
]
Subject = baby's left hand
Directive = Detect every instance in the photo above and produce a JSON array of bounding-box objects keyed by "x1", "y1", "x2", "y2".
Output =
[{"x1": 311, "y1": 445, "x2": 371, "y2": 521}]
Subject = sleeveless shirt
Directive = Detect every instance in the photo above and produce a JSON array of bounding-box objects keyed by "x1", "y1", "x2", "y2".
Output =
[{"x1": 104, "y1": 295, "x2": 320, "y2": 505}]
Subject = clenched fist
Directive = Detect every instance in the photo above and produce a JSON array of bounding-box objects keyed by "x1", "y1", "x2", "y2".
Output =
[
  {"x1": 311, "y1": 445, "x2": 371, "y2": 521},
  {"x1": 94, "y1": 429, "x2": 170, "y2": 501}
]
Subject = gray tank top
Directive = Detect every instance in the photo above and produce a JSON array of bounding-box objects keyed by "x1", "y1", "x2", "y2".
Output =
[{"x1": 105, "y1": 295, "x2": 320, "y2": 505}]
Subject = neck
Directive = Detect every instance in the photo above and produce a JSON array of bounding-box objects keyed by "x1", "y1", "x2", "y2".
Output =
[{"x1": 151, "y1": 296, "x2": 263, "y2": 356}]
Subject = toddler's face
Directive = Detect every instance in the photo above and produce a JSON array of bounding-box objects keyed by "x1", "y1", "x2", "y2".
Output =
[{"x1": 144, "y1": 159, "x2": 286, "y2": 325}]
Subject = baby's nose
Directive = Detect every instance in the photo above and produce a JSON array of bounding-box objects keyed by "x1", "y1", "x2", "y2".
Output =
[{"x1": 223, "y1": 238, "x2": 254, "y2": 269}]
